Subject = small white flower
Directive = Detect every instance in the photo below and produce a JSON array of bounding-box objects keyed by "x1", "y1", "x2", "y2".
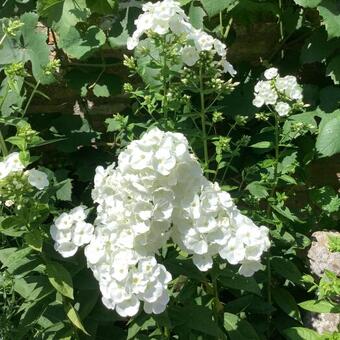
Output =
[
  {"x1": 275, "y1": 101, "x2": 290, "y2": 117},
  {"x1": 5, "y1": 152, "x2": 25, "y2": 173},
  {"x1": 221, "y1": 59, "x2": 237, "y2": 77},
  {"x1": 252, "y1": 95, "x2": 265, "y2": 108},
  {"x1": 238, "y1": 261, "x2": 264, "y2": 277},
  {"x1": 219, "y1": 238, "x2": 245, "y2": 265},
  {"x1": 4, "y1": 200, "x2": 14, "y2": 207},
  {"x1": 264, "y1": 67, "x2": 278, "y2": 80},
  {"x1": 54, "y1": 242, "x2": 78, "y2": 258},
  {"x1": 214, "y1": 39, "x2": 227, "y2": 57},
  {"x1": 72, "y1": 221, "x2": 94, "y2": 246},
  {"x1": 181, "y1": 46, "x2": 199, "y2": 67},
  {"x1": 115, "y1": 296, "x2": 141, "y2": 317},
  {"x1": 192, "y1": 254, "x2": 213, "y2": 271},
  {"x1": 0, "y1": 152, "x2": 25, "y2": 179},
  {"x1": 27, "y1": 169, "x2": 49, "y2": 190}
]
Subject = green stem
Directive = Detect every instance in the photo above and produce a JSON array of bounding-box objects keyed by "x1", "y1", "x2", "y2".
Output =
[
  {"x1": 223, "y1": 17, "x2": 233, "y2": 39},
  {"x1": 199, "y1": 64, "x2": 209, "y2": 171},
  {"x1": 22, "y1": 80, "x2": 40, "y2": 117},
  {"x1": 219, "y1": 11, "x2": 224, "y2": 37},
  {"x1": 0, "y1": 129, "x2": 8, "y2": 156},
  {"x1": 212, "y1": 277, "x2": 223, "y2": 340},
  {"x1": 278, "y1": 0, "x2": 284, "y2": 59},
  {"x1": 162, "y1": 40, "x2": 168, "y2": 126},
  {"x1": 216, "y1": 122, "x2": 238, "y2": 182},
  {"x1": 273, "y1": 113, "x2": 280, "y2": 192},
  {"x1": 0, "y1": 33, "x2": 7, "y2": 47},
  {"x1": 266, "y1": 113, "x2": 280, "y2": 337}
]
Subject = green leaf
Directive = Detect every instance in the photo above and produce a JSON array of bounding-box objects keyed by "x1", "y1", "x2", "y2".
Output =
[
  {"x1": 318, "y1": 0, "x2": 340, "y2": 39},
  {"x1": 271, "y1": 257, "x2": 302, "y2": 285},
  {"x1": 64, "y1": 301, "x2": 89, "y2": 335},
  {"x1": 46, "y1": 261, "x2": 74, "y2": 299},
  {"x1": 272, "y1": 288, "x2": 302, "y2": 322},
  {"x1": 0, "y1": 13, "x2": 54, "y2": 84},
  {"x1": 246, "y1": 181, "x2": 268, "y2": 199},
  {"x1": 327, "y1": 55, "x2": 340, "y2": 84},
  {"x1": 300, "y1": 29, "x2": 340, "y2": 64},
  {"x1": 293, "y1": 0, "x2": 321, "y2": 7},
  {"x1": 93, "y1": 84, "x2": 110, "y2": 97},
  {"x1": 298, "y1": 300, "x2": 340, "y2": 313},
  {"x1": 37, "y1": 0, "x2": 65, "y2": 15},
  {"x1": 21, "y1": 13, "x2": 55, "y2": 84},
  {"x1": 170, "y1": 305, "x2": 222, "y2": 337},
  {"x1": 200, "y1": 0, "x2": 239, "y2": 17},
  {"x1": 105, "y1": 118, "x2": 122, "y2": 132},
  {"x1": 283, "y1": 327, "x2": 320, "y2": 340},
  {"x1": 60, "y1": 25, "x2": 106, "y2": 59},
  {"x1": 250, "y1": 141, "x2": 272, "y2": 149},
  {"x1": 189, "y1": 4, "x2": 206, "y2": 29},
  {"x1": 310, "y1": 186, "x2": 340, "y2": 214},
  {"x1": 219, "y1": 270, "x2": 261, "y2": 296},
  {"x1": 224, "y1": 295, "x2": 275, "y2": 315},
  {"x1": 0, "y1": 247, "x2": 32, "y2": 268},
  {"x1": 42, "y1": 0, "x2": 105, "y2": 59},
  {"x1": 127, "y1": 314, "x2": 156, "y2": 339},
  {"x1": 316, "y1": 115, "x2": 340, "y2": 157},
  {"x1": 280, "y1": 175, "x2": 297, "y2": 185},
  {"x1": 86, "y1": 0, "x2": 116, "y2": 14},
  {"x1": 0, "y1": 247, "x2": 17, "y2": 266},
  {"x1": 224, "y1": 312, "x2": 260, "y2": 340},
  {"x1": 56, "y1": 179, "x2": 73, "y2": 201},
  {"x1": 6, "y1": 136, "x2": 27, "y2": 150},
  {"x1": 24, "y1": 229, "x2": 43, "y2": 252}
]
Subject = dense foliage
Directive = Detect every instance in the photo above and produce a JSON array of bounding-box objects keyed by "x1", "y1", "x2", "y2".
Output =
[{"x1": 0, "y1": 0, "x2": 339, "y2": 339}]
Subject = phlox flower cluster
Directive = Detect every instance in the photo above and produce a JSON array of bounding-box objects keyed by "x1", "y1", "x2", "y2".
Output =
[
  {"x1": 253, "y1": 67, "x2": 303, "y2": 116},
  {"x1": 63, "y1": 128, "x2": 269, "y2": 318},
  {"x1": 127, "y1": 0, "x2": 236, "y2": 76},
  {"x1": 0, "y1": 152, "x2": 49, "y2": 191},
  {"x1": 50, "y1": 206, "x2": 94, "y2": 258},
  {"x1": 172, "y1": 180, "x2": 270, "y2": 275}
]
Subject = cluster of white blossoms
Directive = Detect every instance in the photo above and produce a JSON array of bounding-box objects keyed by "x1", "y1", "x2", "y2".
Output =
[
  {"x1": 0, "y1": 152, "x2": 49, "y2": 190},
  {"x1": 59, "y1": 128, "x2": 269, "y2": 318},
  {"x1": 253, "y1": 67, "x2": 303, "y2": 116},
  {"x1": 172, "y1": 180, "x2": 270, "y2": 275},
  {"x1": 50, "y1": 206, "x2": 94, "y2": 258},
  {"x1": 127, "y1": 0, "x2": 236, "y2": 76}
]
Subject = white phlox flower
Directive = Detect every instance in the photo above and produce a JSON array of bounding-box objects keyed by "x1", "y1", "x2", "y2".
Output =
[
  {"x1": 126, "y1": 0, "x2": 236, "y2": 74},
  {"x1": 27, "y1": 169, "x2": 49, "y2": 190},
  {"x1": 0, "y1": 152, "x2": 25, "y2": 180},
  {"x1": 0, "y1": 153, "x2": 50, "y2": 192},
  {"x1": 50, "y1": 206, "x2": 93, "y2": 258},
  {"x1": 77, "y1": 128, "x2": 270, "y2": 317},
  {"x1": 253, "y1": 68, "x2": 303, "y2": 116}
]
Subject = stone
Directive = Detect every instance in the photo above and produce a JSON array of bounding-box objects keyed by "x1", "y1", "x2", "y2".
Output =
[
  {"x1": 308, "y1": 231, "x2": 340, "y2": 278},
  {"x1": 305, "y1": 231, "x2": 340, "y2": 335}
]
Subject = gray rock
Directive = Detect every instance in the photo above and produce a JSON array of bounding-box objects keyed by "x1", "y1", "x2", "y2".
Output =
[
  {"x1": 306, "y1": 231, "x2": 340, "y2": 335},
  {"x1": 308, "y1": 231, "x2": 340, "y2": 278}
]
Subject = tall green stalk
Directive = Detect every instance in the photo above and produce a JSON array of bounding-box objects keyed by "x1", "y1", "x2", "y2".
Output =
[
  {"x1": 199, "y1": 64, "x2": 209, "y2": 171},
  {"x1": 22, "y1": 80, "x2": 40, "y2": 117},
  {"x1": 0, "y1": 130, "x2": 8, "y2": 156},
  {"x1": 0, "y1": 33, "x2": 9, "y2": 156},
  {"x1": 162, "y1": 39, "x2": 169, "y2": 126},
  {"x1": 266, "y1": 112, "x2": 280, "y2": 337}
]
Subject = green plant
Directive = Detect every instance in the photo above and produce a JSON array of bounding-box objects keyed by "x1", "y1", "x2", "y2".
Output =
[{"x1": 1, "y1": 0, "x2": 340, "y2": 339}]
